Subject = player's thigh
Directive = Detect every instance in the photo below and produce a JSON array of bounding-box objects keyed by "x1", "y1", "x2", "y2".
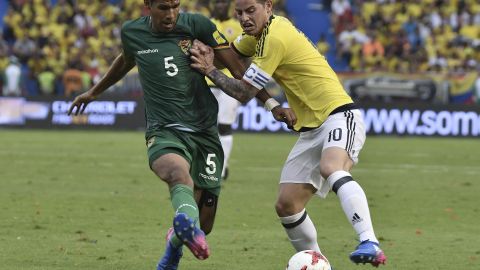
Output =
[
  {"x1": 189, "y1": 130, "x2": 224, "y2": 191},
  {"x1": 280, "y1": 131, "x2": 324, "y2": 193},
  {"x1": 216, "y1": 91, "x2": 241, "y2": 125},
  {"x1": 320, "y1": 109, "x2": 366, "y2": 166},
  {"x1": 211, "y1": 87, "x2": 222, "y2": 100},
  {"x1": 146, "y1": 130, "x2": 194, "y2": 185}
]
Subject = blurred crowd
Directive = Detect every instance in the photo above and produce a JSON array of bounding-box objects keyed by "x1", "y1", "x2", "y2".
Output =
[
  {"x1": 4, "y1": 0, "x2": 478, "y2": 97},
  {"x1": 325, "y1": 0, "x2": 480, "y2": 73},
  {"x1": 0, "y1": 0, "x2": 287, "y2": 97}
]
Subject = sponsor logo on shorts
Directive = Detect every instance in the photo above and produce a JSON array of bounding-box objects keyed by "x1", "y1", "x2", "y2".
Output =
[{"x1": 199, "y1": 173, "x2": 219, "y2": 182}]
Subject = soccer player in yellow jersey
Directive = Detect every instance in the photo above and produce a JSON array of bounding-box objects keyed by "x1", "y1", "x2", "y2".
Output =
[
  {"x1": 189, "y1": 0, "x2": 387, "y2": 267},
  {"x1": 209, "y1": 0, "x2": 244, "y2": 181}
]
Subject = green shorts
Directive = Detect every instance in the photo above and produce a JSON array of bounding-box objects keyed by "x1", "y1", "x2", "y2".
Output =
[{"x1": 146, "y1": 127, "x2": 224, "y2": 196}]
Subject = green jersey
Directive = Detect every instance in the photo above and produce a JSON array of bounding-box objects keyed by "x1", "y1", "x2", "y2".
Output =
[{"x1": 121, "y1": 13, "x2": 228, "y2": 137}]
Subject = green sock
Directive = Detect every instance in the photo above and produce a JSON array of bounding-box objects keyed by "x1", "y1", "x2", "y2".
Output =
[{"x1": 169, "y1": 184, "x2": 200, "y2": 247}]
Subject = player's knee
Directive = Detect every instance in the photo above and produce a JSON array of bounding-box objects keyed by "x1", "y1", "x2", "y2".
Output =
[
  {"x1": 152, "y1": 165, "x2": 189, "y2": 186},
  {"x1": 319, "y1": 163, "x2": 339, "y2": 179},
  {"x1": 218, "y1": 124, "x2": 232, "y2": 136},
  {"x1": 275, "y1": 198, "x2": 296, "y2": 217}
]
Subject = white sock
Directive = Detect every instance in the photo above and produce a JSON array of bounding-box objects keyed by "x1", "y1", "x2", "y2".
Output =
[
  {"x1": 327, "y1": 171, "x2": 378, "y2": 243},
  {"x1": 219, "y1": 134, "x2": 233, "y2": 177},
  {"x1": 279, "y1": 209, "x2": 321, "y2": 252}
]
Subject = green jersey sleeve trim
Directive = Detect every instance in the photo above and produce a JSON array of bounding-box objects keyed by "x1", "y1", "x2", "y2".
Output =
[{"x1": 191, "y1": 14, "x2": 228, "y2": 48}]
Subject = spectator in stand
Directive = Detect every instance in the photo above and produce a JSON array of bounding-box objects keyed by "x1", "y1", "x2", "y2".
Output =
[
  {"x1": 0, "y1": 36, "x2": 8, "y2": 77},
  {"x1": 475, "y1": 70, "x2": 480, "y2": 104},
  {"x1": 12, "y1": 33, "x2": 36, "y2": 64},
  {"x1": 337, "y1": 23, "x2": 369, "y2": 70},
  {"x1": 63, "y1": 63, "x2": 84, "y2": 97},
  {"x1": 331, "y1": 0, "x2": 353, "y2": 34},
  {"x1": 38, "y1": 66, "x2": 56, "y2": 95},
  {"x1": 316, "y1": 33, "x2": 330, "y2": 56},
  {"x1": 362, "y1": 32, "x2": 384, "y2": 71},
  {"x1": 3, "y1": 56, "x2": 22, "y2": 96}
]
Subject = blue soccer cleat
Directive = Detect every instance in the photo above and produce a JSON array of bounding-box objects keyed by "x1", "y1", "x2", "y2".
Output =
[
  {"x1": 173, "y1": 213, "x2": 210, "y2": 260},
  {"x1": 349, "y1": 240, "x2": 387, "y2": 267},
  {"x1": 157, "y1": 228, "x2": 183, "y2": 270}
]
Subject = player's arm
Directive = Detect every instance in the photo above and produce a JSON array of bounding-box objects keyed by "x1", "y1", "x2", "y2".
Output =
[
  {"x1": 68, "y1": 52, "x2": 135, "y2": 115},
  {"x1": 213, "y1": 46, "x2": 277, "y2": 106},
  {"x1": 188, "y1": 43, "x2": 254, "y2": 103},
  {"x1": 191, "y1": 41, "x2": 297, "y2": 126},
  {"x1": 206, "y1": 46, "x2": 258, "y2": 102},
  {"x1": 212, "y1": 43, "x2": 297, "y2": 127}
]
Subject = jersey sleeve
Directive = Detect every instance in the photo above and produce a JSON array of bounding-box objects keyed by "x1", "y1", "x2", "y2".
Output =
[
  {"x1": 232, "y1": 33, "x2": 256, "y2": 57},
  {"x1": 192, "y1": 14, "x2": 229, "y2": 49},
  {"x1": 241, "y1": 34, "x2": 286, "y2": 90},
  {"x1": 120, "y1": 21, "x2": 135, "y2": 61}
]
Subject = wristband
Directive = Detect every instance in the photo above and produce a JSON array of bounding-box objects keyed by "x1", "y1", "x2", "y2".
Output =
[{"x1": 264, "y1": 98, "x2": 280, "y2": 111}]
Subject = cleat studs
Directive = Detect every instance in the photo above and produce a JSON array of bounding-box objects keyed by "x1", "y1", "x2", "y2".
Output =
[
  {"x1": 175, "y1": 221, "x2": 179, "y2": 226},
  {"x1": 190, "y1": 224, "x2": 194, "y2": 228}
]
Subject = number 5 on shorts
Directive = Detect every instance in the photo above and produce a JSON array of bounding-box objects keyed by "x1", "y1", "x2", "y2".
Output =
[{"x1": 205, "y1": 153, "x2": 217, "y2": 174}]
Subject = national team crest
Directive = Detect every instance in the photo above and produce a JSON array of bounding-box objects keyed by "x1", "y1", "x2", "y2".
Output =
[{"x1": 178, "y1": 39, "x2": 192, "y2": 55}]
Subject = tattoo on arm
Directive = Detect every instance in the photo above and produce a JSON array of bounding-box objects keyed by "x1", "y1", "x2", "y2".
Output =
[{"x1": 207, "y1": 69, "x2": 258, "y2": 103}]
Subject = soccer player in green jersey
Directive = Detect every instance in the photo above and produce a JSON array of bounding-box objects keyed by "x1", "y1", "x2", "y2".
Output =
[{"x1": 68, "y1": 0, "x2": 295, "y2": 269}]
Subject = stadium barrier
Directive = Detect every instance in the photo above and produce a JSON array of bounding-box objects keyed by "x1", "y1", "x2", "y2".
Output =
[
  {"x1": 339, "y1": 72, "x2": 479, "y2": 105},
  {"x1": 1, "y1": 96, "x2": 479, "y2": 137}
]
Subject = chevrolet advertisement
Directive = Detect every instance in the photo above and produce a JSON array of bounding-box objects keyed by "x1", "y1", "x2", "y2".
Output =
[{"x1": 0, "y1": 97, "x2": 142, "y2": 129}]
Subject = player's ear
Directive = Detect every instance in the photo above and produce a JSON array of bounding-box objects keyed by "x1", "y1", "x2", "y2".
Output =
[{"x1": 265, "y1": 0, "x2": 273, "y2": 13}]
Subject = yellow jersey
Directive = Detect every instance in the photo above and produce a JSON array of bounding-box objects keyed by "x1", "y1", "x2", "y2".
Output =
[
  {"x1": 207, "y1": 17, "x2": 243, "y2": 86},
  {"x1": 233, "y1": 15, "x2": 353, "y2": 131}
]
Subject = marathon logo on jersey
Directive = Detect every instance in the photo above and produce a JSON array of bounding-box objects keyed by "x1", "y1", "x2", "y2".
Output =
[
  {"x1": 243, "y1": 63, "x2": 271, "y2": 90},
  {"x1": 137, "y1": 49, "x2": 159, "y2": 55},
  {"x1": 178, "y1": 39, "x2": 192, "y2": 55}
]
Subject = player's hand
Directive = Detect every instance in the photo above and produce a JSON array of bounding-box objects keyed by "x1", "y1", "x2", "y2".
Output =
[
  {"x1": 271, "y1": 106, "x2": 297, "y2": 128},
  {"x1": 67, "y1": 91, "x2": 97, "y2": 115},
  {"x1": 190, "y1": 39, "x2": 216, "y2": 75}
]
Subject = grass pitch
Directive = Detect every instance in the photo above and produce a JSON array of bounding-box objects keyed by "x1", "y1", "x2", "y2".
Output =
[{"x1": 0, "y1": 130, "x2": 479, "y2": 270}]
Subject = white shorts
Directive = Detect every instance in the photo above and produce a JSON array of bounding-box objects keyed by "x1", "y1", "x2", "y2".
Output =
[
  {"x1": 211, "y1": 87, "x2": 241, "y2": 125},
  {"x1": 280, "y1": 109, "x2": 366, "y2": 198}
]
